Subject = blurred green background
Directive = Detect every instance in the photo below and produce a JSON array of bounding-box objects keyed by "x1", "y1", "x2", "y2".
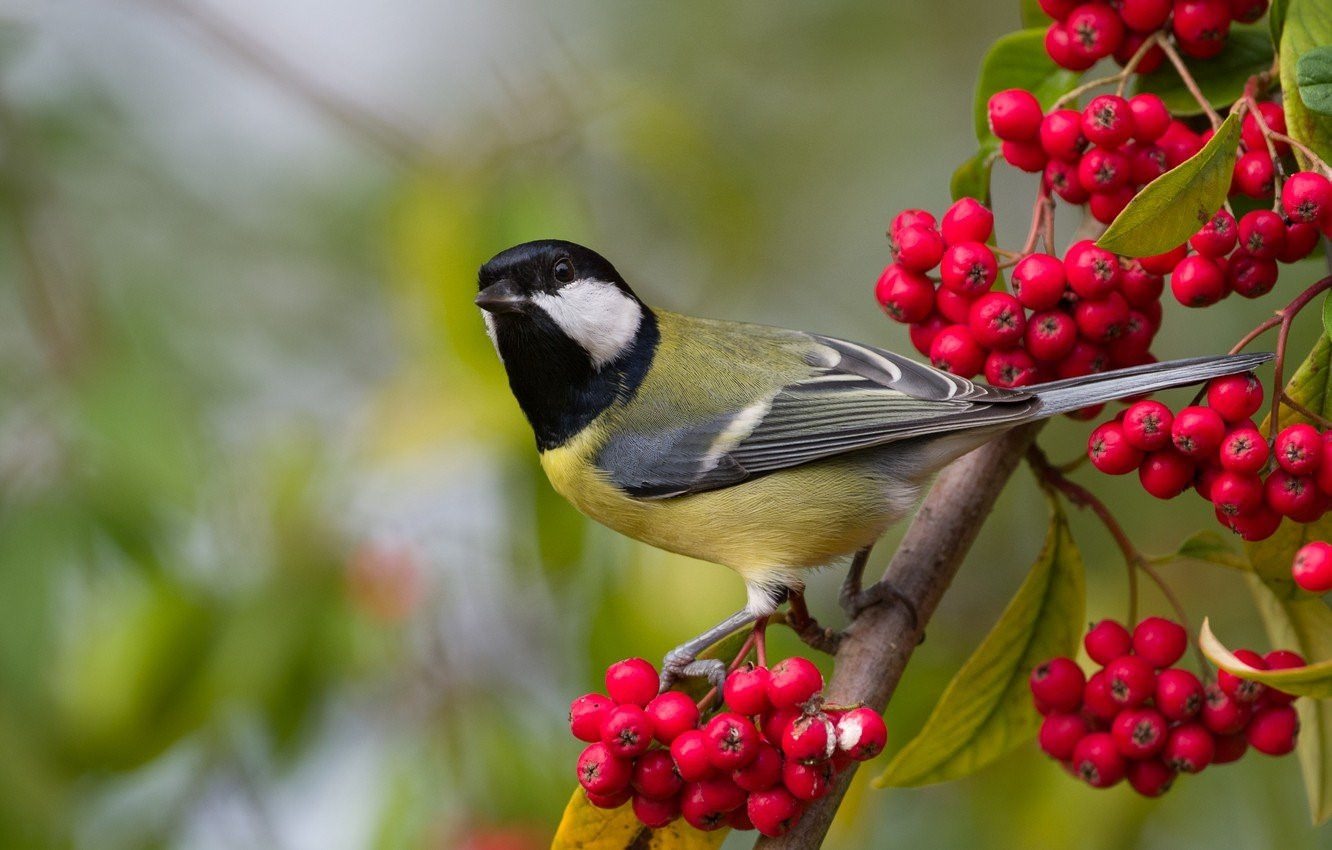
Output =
[{"x1": 0, "y1": 2, "x2": 1326, "y2": 848}]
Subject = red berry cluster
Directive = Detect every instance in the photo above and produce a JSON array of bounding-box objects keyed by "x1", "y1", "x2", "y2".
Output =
[
  {"x1": 1293, "y1": 541, "x2": 1332, "y2": 593},
  {"x1": 571, "y1": 657, "x2": 887, "y2": 837},
  {"x1": 1086, "y1": 372, "x2": 1332, "y2": 542},
  {"x1": 1038, "y1": 0, "x2": 1269, "y2": 71},
  {"x1": 1032, "y1": 617, "x2": 1303, "y2": 795}
]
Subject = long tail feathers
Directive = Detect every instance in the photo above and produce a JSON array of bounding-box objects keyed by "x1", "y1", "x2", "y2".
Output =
[{"x1": 1031, "y1": 352, "x2": 1274, "y2": 418}]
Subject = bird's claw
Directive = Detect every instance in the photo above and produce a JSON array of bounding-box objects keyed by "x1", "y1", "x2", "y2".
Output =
[
  {"x1": 660, "y1": 649, "x2": 728, "y2": 692},
  {"x1": 843, "y1": 581, "x2": 922, "y2": 636}
]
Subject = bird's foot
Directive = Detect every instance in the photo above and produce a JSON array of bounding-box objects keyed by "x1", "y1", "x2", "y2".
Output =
[
  {"x1": 659, "y1": 649, "x2": 728, "y2": 692},
  {"x1": 844, "y1": 581, "x2": 922, "y2": 638}
]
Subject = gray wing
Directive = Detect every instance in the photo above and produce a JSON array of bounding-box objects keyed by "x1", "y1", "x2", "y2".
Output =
[{"x1": 598, "y1": 334, "x2": 1040, "y2": 499}]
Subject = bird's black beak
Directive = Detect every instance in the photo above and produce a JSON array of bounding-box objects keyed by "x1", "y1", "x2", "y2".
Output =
[{"x1": 475, "y1": 279, "x2": 528, "y2": 314}]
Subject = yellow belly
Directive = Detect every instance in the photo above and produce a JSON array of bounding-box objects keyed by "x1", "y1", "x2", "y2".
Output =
[{"x1": 539, "y1": 430, "x2": 908, "y2": 577}]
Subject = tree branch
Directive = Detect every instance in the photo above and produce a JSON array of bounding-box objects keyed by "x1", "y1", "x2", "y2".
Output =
[{"x1": 757, "y1": 421, "x2": 1042, "y2": 849}]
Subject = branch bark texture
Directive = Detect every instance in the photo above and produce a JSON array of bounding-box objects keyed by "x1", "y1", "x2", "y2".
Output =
[{"x1": 757, "y1": 422, "x2": 1042, "y2": 849}]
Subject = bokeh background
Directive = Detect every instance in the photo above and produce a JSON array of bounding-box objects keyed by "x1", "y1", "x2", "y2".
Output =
[{"x1": 1, "y1": 2, "x2": 1327, "y2": 848}]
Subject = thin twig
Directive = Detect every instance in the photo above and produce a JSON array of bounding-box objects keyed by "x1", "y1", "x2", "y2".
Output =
[{"x1": 1158, "y1": 38, "x2": 1222, "y2": 129}]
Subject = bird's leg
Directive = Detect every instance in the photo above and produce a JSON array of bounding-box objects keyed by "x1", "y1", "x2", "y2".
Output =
[
  {"x1": 660, "y1": 609, "x2": 757, "y2": 692},
  {"x1": 785, "y1": 589, "x2": 843, "y2": 655},
  {"x1": 840, "y1": 545, "x2": 921, "y2": 632}
]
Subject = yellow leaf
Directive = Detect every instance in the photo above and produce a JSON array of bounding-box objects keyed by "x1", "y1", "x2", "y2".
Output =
[
  {"x1": 551, "y1": 789, "x2": 728, "y2": 850},
  {"x1": 1199, "y1": 617, "x2": 1332, "y2": 698}
]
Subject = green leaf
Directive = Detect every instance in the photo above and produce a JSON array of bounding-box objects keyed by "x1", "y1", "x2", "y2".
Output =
[
  {"x1": 1135, "y1": 24, "x2": 1274, "y2": 116},
  {"x1": 1297, "y1": 46, "x2": 1332, "y2": 116},
  {"x1": 874, "y1": 493, "x2": 1084, "y2": 787},
  {"x1": 1248, "y1": 577, "x2": 1332, "y2": 825},
  {"x1": 1281, "y1": 0, "x2": 1332, "y2": 168},
  {"x1": 951, "y1": 147, "x2": 996, "y2": 204},
  {"x1": 553, "y1": 789, "x2": 728, "y2": 849},
  {"x1": 1247, "y1": 335, "x2": 1332, "y2": 599},
  {"x1": 1273, "y1": 0, "x2": 1291, "y2": 43},
  {"x1": 1323, "y1": 291, "x2": 1332, "y2": 340},
  {"x1": 1097, "y1": 111, "x2": 1242, "y2": 257},
  {"x1": 1019, "y1": 0, "x2": 1051, "y2": 27},
  {"x1": 973, "y1": 28, "x2": 1081, "y2": 145},
  {"x1": 1153, "y1": 529, "x2": 1250, "y2": 572},
  {"x1": 1200, "y1": 617, "x2": 1332, "y2": 698}
]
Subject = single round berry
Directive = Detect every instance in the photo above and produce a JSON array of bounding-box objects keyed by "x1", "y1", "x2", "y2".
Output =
[
  {"x1": 732, "y1": 742, "x2": 783, "y2": 792},
  {"x1": 1170, "y1": 255, "x2": 1226, "y2": 308},
  {"x1": 606, "y1": 658, "x2": 659, "y2": 707},
  {"x1": 1207, "y1": 373, "x2": 1263, "y2": 423},
  {"x1": 890, "y1": 209, "x2": 936, "y2": 235},
  {"x1": 1218, "y1": 649, "x2": 1270, "y2": 704},
  {"x1": 1247, "y1": 704, "x2": 1300, "y2": 756},
  {"x1": 988, "y1": 89, "x2": 1044, "y2": 142},
  {"x1": 1139, "y1": 450, "x2": 1197, "y2": 499},
  {"x1": 1120, "y1": 402, "x2": 1173, "y2": 453},
  {"x1": 1011, "y1": 253, "x2": 1067, "y2": 311},
  {"x1": 724, "y1": 665, "x2": 772, "y2": 716},
  {"x1": 1280, "y1": 221, "x2": 1322, "y2": 262},
  {"x1": 1057, "y1": 341, "x2": 1110, "y2": 381},
  {"x1": 1089, "y1": 422, "x2": 1144, "y2": 475},
  {"x1": 1046, "y1": 158, "x2": 1091, "y2": 203},
  {"x1": 1126, "y1": 759, "x2": 1176, "y2": 798},
  {"x1": 1173, "y1": 0, "x2": 1231, "y2": 57},
  {"x1": 1046, "y1": 21, "x2": 1097, "y2": 71},
  {"x1": 1212, "y1": 471, "x2": 1264, "y2": 518},
  {"x1": 578, "y1": 742, "x2": 633, "y2": 795},
  {"x1": 1025, "y1": 310, "x2": 1078, "y2": 363},
  {"x1": 969, "y1": 292, "x2": 1026, "y2": 349},
  {"x1": 1040, "y1": 108, "x2": 1088, "y2": 161},
  {"x1": 670, "y1": 729, "x2": 716, "y2": 782},
  {"x1": 632, "y1": 793, "x2": 680, "y2": 828},
  {"x1": 1233, "y1": 150, "x2": 1277, "y2": 198},
  {"x1": 1119, "y1": 259, "x2": 1165, "y2": 307},
  {"x1": 1219, "y1": 425, "x2": 1269, "y2": 474},
  {"x1": 601, "y1": 704, "x2": 655, "y2": 758},
  {"x1": 985, "y1": 348, "x2": 1039, "y2": 388},
  {"x1": 1228, "y1": 254, "x2": 1279, "y2": 300},
  {"x1": 781, "y1": 712, "x2": 835, "y2": 763},
  {"x1": 1139, "y1": 243, "x2": 1188, "y2": 275},
  {"x1": 1065, "y1": 3, "x2": 1125, "y2": 62},
  {"x1": 1112, "y1": 707, "x2": 1169, "y2": 760},
  {"x1": 1039, "y1": 712, "x2": 1089, "y2": 761},
  {"x1": 1265, "y1": 470, "x2": 1319, "y2": 519},
  {"x1": 940, "y1": 242, "x2": 999, "y2": 297},
  {"x1": 1171, "y1": 405, "x2": 1226, "y2": 458},
  {"x1": 760, "y1": 705, "x2": 802, "y2": 747},
  {"x1": 1129, "y1": 141, "x2": 1170, "y2": 185},
  {"x1": 1108, "y1": 311, "x2": 1154, "y2": 365},
  {"x1": 908, "y1": 315, "x2": 948, "y2": 358},
  {"x1": 1281, "y1": 171, "x2": 1332, "y2": 224},
  {"x1": 646, "y1": 691, "x2": 701, "y2": 744},
  {"x1": 1085, "y1": 619, "x2": 1132, "y2": 665},
  {"x1": 1163, "y1": 722, "x2": 1215, "y2": 773},
  {"x1": 1276, "y1": 424, "x2": 1323, "y2": 475},
  {"x1": 1190, "y1": 210, "x2": 1238, "y2": 258},
  {"x1": 1082, "y1": 670, "x2": 1120, "y2": 723},
  {"x1": 1131, "y1": 617, "x2": 1188, "y2": 668},
  {"x1": 1089, "y1": 187, "x2": 1134, "y2": 224},
  {"x1": 586, "y1": 788, "x2": 631, "y2": 810},
  {"x1": 1127, "y1": 92, "x2": 1171, "y2": 141},
  {"x1": 1078, "y1": 148, "x2": 1130, "y2": 193},
  {"x1": 835, "y1": 706, "x2": 888, "y2": 760},
  {"x1": 767, "y1": 657, "x2": 824, "y2": 709},
  {"x1": 1238, "y1": 210, "x2": 1286, "y2": 259},
  {"x1": 1221, "y1": 504, "x2": 1283, "y2": 541},
  {"x1": 1202, "y1": 685, "x2": 1253, "y2": 735},
  {"x1": 1212, "y1": 731, "x2": 1249, "y2": 764},
  {"x1": 570, "y1": 693, "x2": 615, "y2": 742},
  {"x1": 1003, "y1": 139, "x2": 1051, "y2": 173},
  {"x1": 1159, "y1": 121, "x2": 1204, "y2": 166},
  {"x1": 1074, "y1": 293, "x2": 1129, "y2": 343},
  {"x1": 1155, "y1": 668, "x2": 1205, "y2": 721},
  {"x1": 936, "y1": 287, "x2": 974, "y2": 324},
  {"x1": 1072, "y1": 732, "x2": 1126, "y2": 788},
  {"x1": 680, "y1": 777, "x2": 745, "y2": 831},
  {"x1": 705, "y1": 711, "x2": 761, "y2": 770},
  {"x1": 632, "y1": 749, "x2": 684, "y2": 800},
  {"x1": 941, "y1": 197, "x2": 995, "y2": 245},
  {"x1": 1104, "y1": 655, "x2": 1156, "y2": 708},
  {"x1": 1065, "y1": 240, "x2": 1121, "y2": 298},
  {"x1": 1030, "y1": 657, "x2": 1087, "y2": 713},
  {"x1": 781, "y1": 759, "x2": 833, "y2": 801},
  {"x1": 1242, "y1": 104, "x2": 1287, "y2": 149},
  {"x1": 893, "y1": 224, "x2": 945, "y2": 272},
  {"x1": 930, "y1": 325, "x2": 986, "y2": 378},
  {"x1": 1263, "y1": 649, "x2": 1307, "y2": 706},
  {"x1": 746, "y1": 787, "x2": 803, "y2": 838},
  {"x1": 1082, "y1": 94, "x2": 1133, "y2": 149}
]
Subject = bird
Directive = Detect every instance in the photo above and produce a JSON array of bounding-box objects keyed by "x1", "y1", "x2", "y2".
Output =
[{"x1": 475, "y1": 238, "x2": 1270, "y2": 689}]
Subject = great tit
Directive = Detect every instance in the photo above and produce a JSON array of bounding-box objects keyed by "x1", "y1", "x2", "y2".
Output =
[{"x1": 476, "y1": 239, "x2": 1268, "y2": 687}]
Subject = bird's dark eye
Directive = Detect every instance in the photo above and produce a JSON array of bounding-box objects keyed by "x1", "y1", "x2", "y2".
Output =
[{"x1": 552, "y1": 257, "x2": 575, "y2": 283}]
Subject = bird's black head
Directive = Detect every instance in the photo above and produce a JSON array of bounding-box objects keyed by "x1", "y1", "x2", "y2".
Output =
[{"x1": 476, "y1": 240, "x2": 659, "y2": 450}]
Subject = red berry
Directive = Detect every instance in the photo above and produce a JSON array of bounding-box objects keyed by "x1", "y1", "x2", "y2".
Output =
[
  {"x1": 1139, "y1": 243, "x2": 1188, "y2": 275},
  {"x1": 1289, "y1": 543, "x2": 1332, "y2": 596},
  {"x1": 936, "y1": 287, "x2": 975, "y2": 324},
  {"x1": 1089, "y1": 421, "x2": 1145, "y2": 474},
  {"x1": 1082, "y1": 94, "x2": 1133, "y2": 149},
  {"x1": 1046, "y1": 22, "x2": 1097, "y2": 70},
  {"x1": 732, "y1": 742, "x2": 783, "y2": 792},
  {"x1": 890, "y1": 209, "x2": 936, "y2": 235},
  {"x1": 1213, "y1": 731, "x2": 1249, "y2": 764},
  {"x1": 746, "y1": 787, "x2": 803, "y2": 838},
  {"x1": 1247, "y1": 704, "x2": 1300, "y2": 755},
  {"x1": 1218, "y1": 649, "x2": 1269, "y2": 703},
  {"x1": 670, "y1": 729, "x2": 716, "y2": 782},
  {"x1": 1066, "y1": 3, "x2": 1125, "y2": 61},
  {"x1": 632, "y1": 749, "x2": 684, "y2": 799},
  {"x1": 602, "y1": 704, "x2": 655, "y2": 758},
  {"x1": 1078, "y1": 148, "x2": 1130, "y2": 193},
  {"x1": 835, "y1": 706, "x2": 888, "y2": 760},
  {"x1": 1074, "y1": 292, "x2": 1130, "y2": 343},
  {"x1": 1263, "y1": 649, "x2": 1307, "y2": 706},
  {"x1": 1126, "y1": 759, "x2": 1176, "y2": 797},
  {"x1": 1265, "y1": 470, "x2": 1319, "y2": 519},
  {"x1": 1127, "y1": 93, "x2": 1171, "y2": 142},
  {"x1": 606, "y1": 658, "x2": 659, "y2": 707},
  {"x1": 1122, "y1": 401, "x2": 1173, "y2": 452},
  {"x1": 1228, "y1": 253, "x2": 1278, "y2": 299},
  {"x1": 1281, "y1": 171, "x2": 1332, "y2": 224},
  {"x1": 1132, "y1": 617, "x2": 1188, "y2": 668},
  {"x1": 646, "y1": 691, "x2": 701, "y2": 744},
  {"x1": 1231, "y1": 0, "x2": 1271, "y2": 23},
  {"x1": 1025, "y1": 310, "x2": 1078, "y2": 362},
  {"x1": 1219, "y1": 424, "x2": 1269, "y2": 474},
  {"x1": 632, "y1": 793, "x2": 680, "y2": 828},
  {"x1": 930, "y1": 325, "x2": 986, "y2": 378},
  {"x1": 1238, "y1": 210, "x2": 1286, "y2": 259},
  {"x1": 985, "y1": 348, "x2": 1040, "y2": 388},
  {"x1": 1159, "y1": 121, "x2": 1204, "y2": 167},
  {"x1": 969, "y1": 292, "x2": 1026, "y2": 349},
  {"x1": 680, "y1": 777, "x2": 745, "y2": 830},
  {"x1": 892, "y1": 225, "x2": 945, "y2": 272},
  {"x1": 1112, "y1": 707, "x2": 1169, "y2": 759},
  {"x1": 908, "y1": 315, "x2": 948, "y2": 357},
  {"x1": 1089, "y1": 187, "x2": 1135, "y2": 224},
  {"x1": 1282, "y1": 220, "x2": 1323, "y2": 263},
  {"x1": 767, "y1": 657, "x2": 824, "y2": 709},
  {"x1": 1057, "y1": 341, "x2": 1110, "y2": 380},
  {"x1": 989, "y1": 90, "x2": 1043, "y2": 143},
  {"x1": 1202, "y1": 684, "x2": 1253, "y2": 735},
  {"x1": 1030, "y1": 657, "x2": 1087, "y2": 713},
  {"x1": 578, "y1": 742, "x2": 633, "y2": 795},
  {"x1": 940, "y1": 242, "x2": 999, "y2": 297},
  {"x1": 1173, "y1": 0, "x2": 1231, "y2": 55},
  {"x1": 1206, "y1": 375, "x2": 1262, "y2": 426},
  {"x1": 1085, "y1": 619, "x2": 1133, "y2": 665},
  {"x1": 1128, "y1": 141, "x2": 1169, "y2": 185},
  {"x1": 1163, "y1": 722, "x2": 1215, "y2": 773},
  {"x1": 1083, "y1": 670, "x2": 1121, "y2": 722},
  {"x1": 1221, "y1": 504, "x2": 1283, "y2": 541},
  {"x1": 1039, "y1": 712, "x2": 1089, "y2": 760},
  {"x1": 1046, "y1": 158, "x2": 1091, "y2": 203},
  {"x1": 1155, "y1": 668, "x2": 1205, "y2": 721},
  {"x1": 1233, "y1": 150, "x2": 1277, "y2": 198},
  {"x1": 1212, "y1": 470, "x2": 1264, "y2": 517},
  {"x1": 1041, "y1": 108, "x2": 1089, "y2": 161},
  {"x1": 724, "y1": 665, "x2": 772, "y2": 716},
  {"x1": 1276, "y1": 424, "x2": 1322, "y2": 475},
  {"x1": 1104, "y1": 655, "x2": 1156, "y2": 707},
  {"x1": 781, "y1": 759, "x2": 833, "y2": 801},
  {"x1": 1012, "y1": 253, "x2": 1067, "y2": 310},
  {"x1": 1170, "y1": 255, "x2": 1226, "y2": 307},
  {"x1": 1003, "y1": 139, "x2": 1050, "y2": 173},
  {"x1": 586, "y1": 788, "x2": 632, "y2": 810},
  {"x1": 760, "y1": 705, "x2": 802, "y2": 746},
  {"x1": 1119, "y1": 259, "x2": 1165, "y2": 307},
  {"x1": 570, "y1": 693, "x2": 616, "y2": 742},
  {"x1": 1139, "y1": 450, "x2": 1197, "y2": 499},
  {"x1": 1040, "y1": 0, "x2": 1079, "y2": 17},
  {"x1": 1171, "y1": 405, "x2": 1226, "y2": 458},
  {"x1": 781, "y1": 712, "x2": 835, "y2": 763},
  {"x1": 941, "y1": 197, "x2": 995, "y2": 245},
  {"x1": 1065, "y1": 240, "x2": 1122, "y2": 298},
  {"x1": 1190, "y1": 210, "x2": 1238, "y2": 258},
  {"x1": 705, "y1": 711, "x2": 761, "y2": 770},
  {"x1": 1072, "y1": 732, "x2": 1127, "y2": 787},
  {"x1": 1108, "y1": 310, "x2": 1155, "y2": 365}
]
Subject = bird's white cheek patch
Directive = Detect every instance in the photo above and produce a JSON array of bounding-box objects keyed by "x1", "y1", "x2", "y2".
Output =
[{"x1": 530, "y1": 280, "x2": 643, "y2": 368}]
